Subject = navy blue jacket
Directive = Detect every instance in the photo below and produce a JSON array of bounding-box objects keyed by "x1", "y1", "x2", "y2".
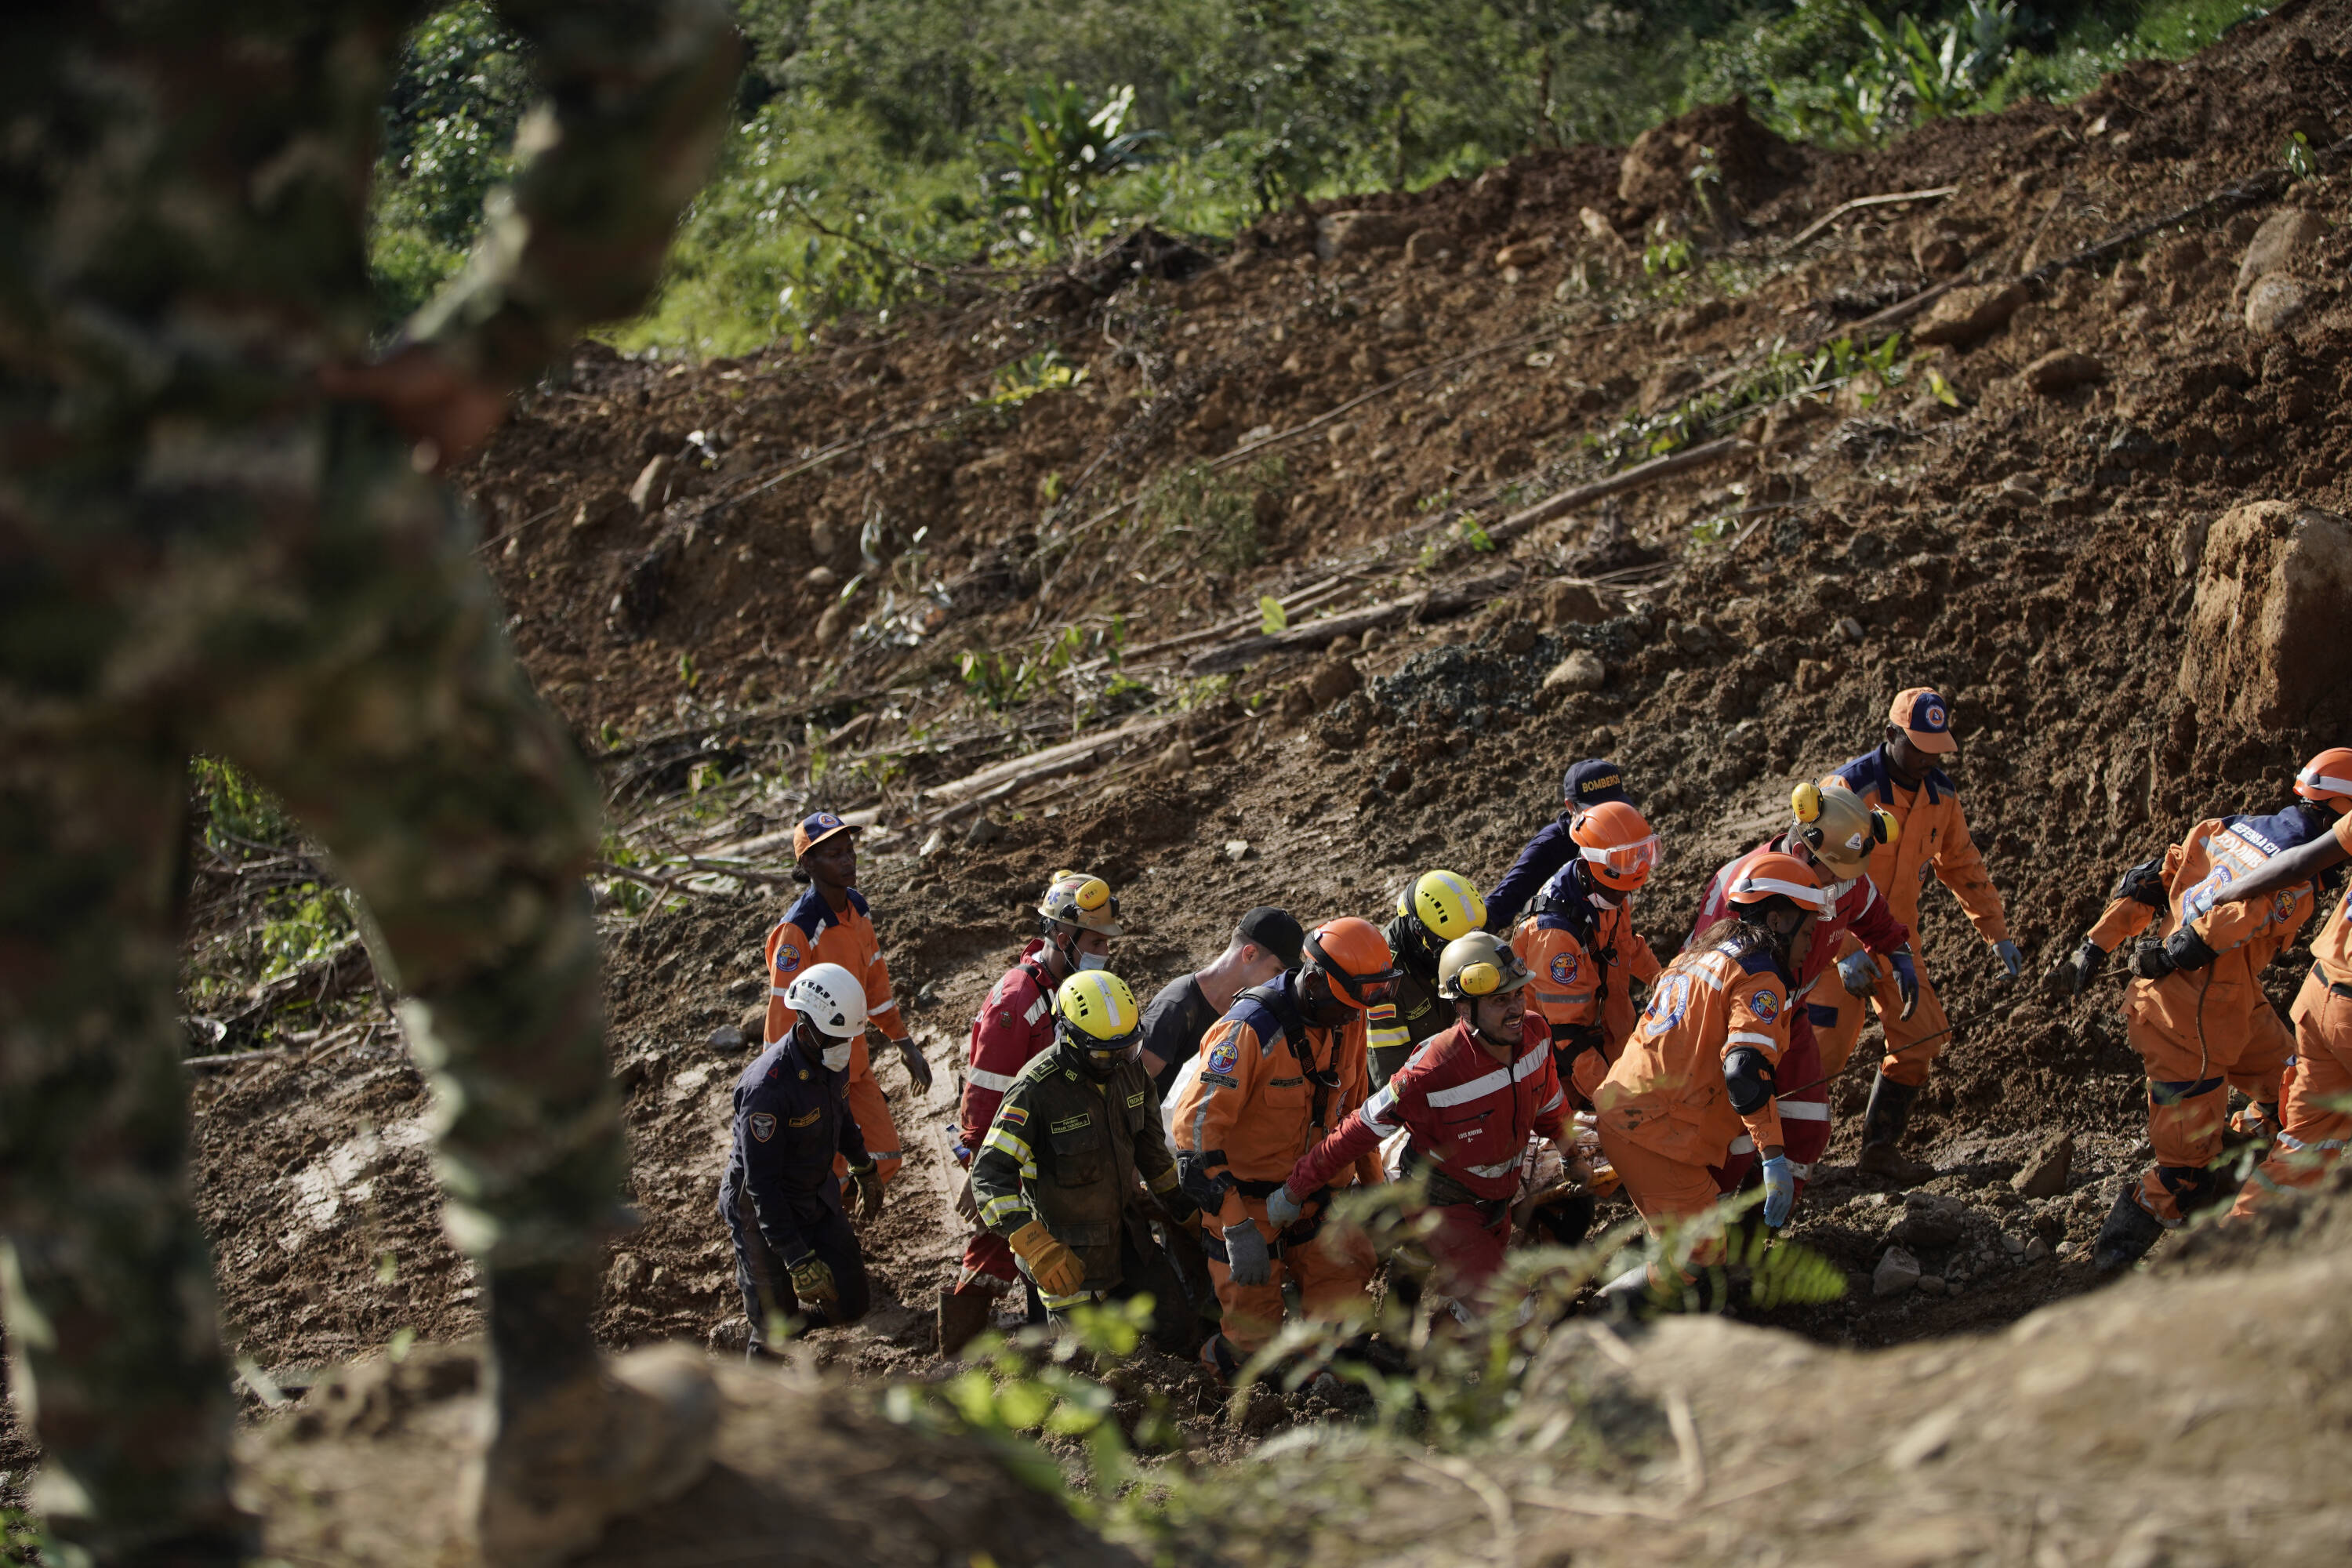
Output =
[
  {"x1": 1486, "y1": 816, "x2": 1576, "y2": 933},
  {"x1": 720, "y1": 1030, "x2": 869, "y2": 1265}
]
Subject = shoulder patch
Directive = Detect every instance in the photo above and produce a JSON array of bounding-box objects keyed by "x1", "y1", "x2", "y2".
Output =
[
  {"x1": 773, "y1": 942, "x2": 801, "y2": 975},
  {"x1": 786, "y1": 1109, "x2": 821, "y2": 1128},
  {"x1": 1750, "y1": 987, "x2": 1782, "y2": 1022},
  {"x1": 749, "y1": 1112, "x2": 777, "y2": 1142},
  {"x1": 1048, "y1": 1112, "x2": 1094, "y2": 1134},
  {"x1": 1549, "y1": 952, "x2": 1579, "y2": 983},
  {"x1": 1205, "y1": 1032, "x2": 1242, "y2": 1076},
  {"x1": 1000, "y1": 1105, "x2": 1029, "y2": 1126}
]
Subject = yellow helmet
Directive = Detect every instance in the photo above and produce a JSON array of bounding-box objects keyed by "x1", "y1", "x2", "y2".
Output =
[
  {"x1": 1436, "y1": 931, "x2": 1534, "y2": 1001},
  {"x1": 1054, "y1": 971, "x2": 1142, "y2": 1079},
  {"x1": 1040, "y1": 870, "x2": 1122, "y2": 937},
  {"x1": 1398, "y1": 869, "x2": 1486, "y2": 943},
  {"x1": 1789, "y1": 781, "x2": 1897, "y2": 880}
]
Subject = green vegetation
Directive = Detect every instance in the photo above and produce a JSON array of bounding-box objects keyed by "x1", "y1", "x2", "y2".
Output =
[{"x1": 370, "y1": 0, "x2": 2270, "y2": 352}]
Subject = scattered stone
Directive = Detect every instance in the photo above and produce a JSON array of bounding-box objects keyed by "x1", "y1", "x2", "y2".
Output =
[
  {"x1": 2177, "y1": 502, "x2": 2352, "y2": 736},
  {"x1": 628, "y1": 454, "x2": 672, "y2": 515},
  {"x1": 706, "y1": 1024, "x2": 746, "y2": 1054},
  {"x1": 606, "y1": 1251, "x2": 648, "y2": 1298},
  {"x1": 1639, "y1": 362, "x2": 1703, "y2": 415},
  {"x1": 1913, "y1": 281, "x2": 2029, "y2": 347},
  {"x1": 1225, "y1": 839, "x2": 1257, "y2": 862},
  {"x1": 1543, "y1": 649, "x2": 1608, "y2": 694},
  {"x1": 963, "y1": 816, "x2": 1004, "y2": 848},
  {"x1": 917, "y1": 828, "x2": 946, "y2": 858},
  {"x1": 1315, "y1": 209, "x2": 1412, "y2": 260},
  {"x1": 1359, "y1": 627, "x2": 1384, "y2": 652},
  {"x1": 1916, "y1": 1275, "x2": 1947, "y2": 1298},
  {"x1": 1326, "y1": 633, "x2": 1358, "y2": 655},
  {"x1": 2244, "y1": 274, "x2": 2309, "y2": 338},
  {"x1": 1837, "y1": 616, "x2": 1866, "y2": 644},
  {"x1": 1148, "y1": 737, "x2": 1195, "y2": 779},
  {"x1": 814, "y1": 601, "x2": 851, "y2": 642},
  {"x1": 1874, "y1": 1246, "x2": 1922, "y2": 1298},
  {"x1": 2002, "y1": 1233, "x2": 2027, "y2": 1257},
  {"x1": 738, "y1": 1003, "x2": 768, "y2": 1040},
  {"x1": 2024, "y1": 350, "x2": 2106, "y2": 395},
  {"x1": 916, "y1": 982, "x2": 939, "y2": 1007},
  {"x1": 2237, "y1": 207, "x2": 2329, "y2": 290},
  {"x1": 1494, "y1": 236, "x2": 1555, "y2": 270},
  {"x1": 1403, "y1": 230, "x2": 1452, "y2": 266},
  {"x1": 572, "y1": 488, "x2": 631, "y2": 531},
  {"x1": 2024, "y1": 1236, "x2": 2053, "y2": 1263},
  {"x1": 1892, "y1": 1192, "x2": 1968, "y2": 1250},
  {"x1": 2011, "y1": 1131, "x2": 2075, "y2": 1199},
  {"x1": 1306, "y1": 659, "x2": 1363, "y2": 706},
  {"x1": 804, "y1": 565, "x2": 840, "y2": 593},
  {"x1": 1540, "y1": 579, "x2": 1611, "y2": 626}
]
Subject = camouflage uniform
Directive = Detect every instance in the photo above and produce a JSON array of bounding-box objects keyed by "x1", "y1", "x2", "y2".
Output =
[{"x1": 0, "y1": 3, "x2": 739, "y2": 1559}]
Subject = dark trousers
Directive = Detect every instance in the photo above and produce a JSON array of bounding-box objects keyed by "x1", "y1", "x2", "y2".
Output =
[
  {"x1": 1058, "y1": 1222, "x2": 1197, "y2": 1356},
  {"x1": 729, "y1": 1191, "x2": 871, "y2": 1348}
]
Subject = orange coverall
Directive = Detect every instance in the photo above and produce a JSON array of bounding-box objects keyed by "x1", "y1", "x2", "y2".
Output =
[
  {"x1": 2084, "y1": 814, "x2": 2318, "y2": 1226},
  {"x1": 1512, "y1": 888, "x2": 1660, "y2": 1105},
  {"x1": 2234, "y1": 811, "x2": 2352, "y2": 1217},
  {"x1": 763, "y1": 884, "x2": 906, "y2": 1182},
  {"x1": 1593, "y1": 935, "x2": 1794, "y2": 1274},
  {"x1": 1817, "y1": 748, "x2": 2009, "y2": 1085},
  {"x1": 1168, "y1": 975, "x2": 1382, "y2": 1353}
]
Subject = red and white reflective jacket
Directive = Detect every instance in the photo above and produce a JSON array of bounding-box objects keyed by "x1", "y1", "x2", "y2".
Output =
[
  {"x1": 1688, "y1": 838, "x2": 1909, "y2": 1015},
  {"x1": 1286, "y1": 1013, "x2": 1567, "y2": 1203},
  {"x1": 956, "y1": 941, "x2": 1060, "y2": 1152}
]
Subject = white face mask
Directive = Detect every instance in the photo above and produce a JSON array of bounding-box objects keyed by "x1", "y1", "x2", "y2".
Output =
[
  {"x1": 820, "y1": 1043, "x2": 852, "y2": 1072},
  {"x1": 1076, "y1": 950, "x2": 1109, "y2": 971}
]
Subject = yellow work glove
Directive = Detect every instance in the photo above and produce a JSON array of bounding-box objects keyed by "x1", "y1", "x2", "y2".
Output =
[{"x1": 1007, "y1": 1219, "x2": 1086, "y2": 1297}]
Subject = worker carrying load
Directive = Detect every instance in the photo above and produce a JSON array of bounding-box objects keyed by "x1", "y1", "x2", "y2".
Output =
[
  {"x1": 1510, "y1": 800, "x2": 1663, "y2": 1104},
  {"x1": 1485, "y1": 759, "x2": 1641, "y2": 933},
  {"x1": 762, "y1": 813, "x2": 931, "y2": 1192},
  {"x1": 721, "y1": 964, "x2": 884, "y2": 1355},
  {"x1": 1690, "y1": 782, "x2": 1911, "y2": 1205},
  {"x1": 1367, "y1": 870, "x2": 1488, "y2": 1087},
  {"x1": 1816, "y1": 689, "x2": 2023, "y2": 1180},
  {"x1": 2187, "y1": 750, "x2": 2352, "y2": 1223},
  {"x1": 969, "y1": 971, "x2": 1200, "y2": 1351},
  {"x1": 1275, "y1": 933, "x2": 1577, "y2": 1321},
  {"x1": 1596, "y1": 855, "x2": 1824, "y2": 1303},
  {"x1": 940, "y1": 871, "x2": 1124, "y2": 1355},
  {"x1": 2056, "y1": 752, "x2": 2347, "y2": 1269},
  {"x1": 1171, "y1": 917, "x2": 1396, "y2": 1380}
]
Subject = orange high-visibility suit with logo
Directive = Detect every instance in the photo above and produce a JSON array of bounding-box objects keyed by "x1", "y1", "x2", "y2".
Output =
[
  {"x1": 2234, "y1": 810, "x2": 2352, "y2": 1217},
  {"x1": 763, "y1": 885, "x2": 906, "y2": 1183},
  {"x1": 2082, "y1": 811, "x2": 2320, "y2": 1226},
  {"x1": 1510, "y1": 866, "x2": 1659, "y2": 1105},
  {"x1": 1817, "y1": 747, "x2": 2010, "y2": 1085},
  {"x1": 1593, "y1": 935, "x2": 1795, "y2": 1272},
  {"x1": 1169, "y1": 973, "x2": 1381, "y2": 1353}
]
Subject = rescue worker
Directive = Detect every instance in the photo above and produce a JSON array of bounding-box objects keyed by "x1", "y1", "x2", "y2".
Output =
[
  {"x1": 721, "y1": 964, "x2": 883, "y2": 1354},
  {"x1": 763, "y1": 812, "x2": 931, "y2": 1192},
  {"x1": 2195, "y1": 751, "x2": 2352, "y2": 1220},
  {"x1": 1816, "y1": 690, "x2": 2024, "y2": 1178},
  {"x1": 0, "y1": 5, "x2": 739, "y2": 1561},
  {"x1": 970, "y1": 973, "x2": 1199, "y2": 1351},
  {"x1": 1274, "y1": 934, "x2": 1573, "y2": 1319},
  {"x1": 1171, "y1": 918, "x2": 1398, "y2": 1378},
  {"x1": 1596, "y1": 855, "x2": 1824, "y2": 1298},
  {"x1": 2054, "y1": 756, "x2": 2347, "y2": 1266},
  {"x1": 1690, "y1": 783, "x2": 1911, "y2": 1202},
  {"x1": 1484, "y1": 759, "x2": 1641, "y2": 933},
  {"x1": 939, "y1": 871, "x2": 1125, "y2": 1355},
  {"x1": 1368, "y1": 870, "x2": 1489, "y2": 1087},
  {"x1": 1512, "y1": 800, "x2": 1663, "y2": 1105},
  {"x1": 1139, "y1": 906, "x2": 1305, "y2": 1092}
]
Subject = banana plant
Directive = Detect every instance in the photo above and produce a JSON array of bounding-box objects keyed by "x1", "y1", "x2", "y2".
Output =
[{"x1": 982, "y1": 82, "x2": 1163, "y2": 251}]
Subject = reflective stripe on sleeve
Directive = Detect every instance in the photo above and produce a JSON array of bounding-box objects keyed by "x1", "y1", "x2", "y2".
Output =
[
  {"x1": 982, "y1": 1126, "x2": 1037, "y2": 1179},
  {"x1": 1368, "y1": 1025, "x2": 1412, "y2": 1050},
  {"x1": 771, "y1": 985, "x2": 791, "y2": 998},
  {"x1": 1512, "y1": 1051, "x2": 1548, "y2": 1082},
  {"x1": 1426, "y1": 1069, "x2": 1511, "y2": 1107},
  {"x1": 1727, "y1": 1134, "x2": 1756, "y2": 1155},
  {"x1": 1465, "y1": 1158, "x2": 1520, "y2": 1179},
  {"x1": 1777, "y1": 1101, "x2": 1831, "y2": 1122},
  {"x1": 966, "y1": 1066, "x2": 1019, "y2": 1093},
  {"x1": 978, "y1": 1192, "x2": 1032, "y2": 1227},
  {"x1": 864, "y1": 1148, "x2": 902, "y2": 1161},
  {"x1": 871, "y1": 996, "x2": 902, "y2": 1018},
  {"x1": 1726, "y1": 1030, "x2": 1777, "y2": 1047}
]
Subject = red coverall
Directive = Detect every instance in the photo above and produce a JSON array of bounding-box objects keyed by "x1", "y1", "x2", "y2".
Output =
[
  {"x1": 2078, "y1": 815, "x2": 2317, "y2": 1225},
  {"x1": 2235, "y1": 812, "x2": 2352, "y2": 1215},
  {"x1": 763, "y1": 885, "x2": 906, "y2": 1182},
  {"x1": 1688, "y1": 841, "x2": 1908, "y2": 1194},
  {"x1": 1169, "y1": 976, "x2": 1381, "y2": 1354},
  {"x1": 951, "y1": 940, "x2": 1059, "y2": 1290},
  {"x1": 1283, "y1": 1012, "x2": 1567, "y2": 1308},
  {"x1": 1594, "y1": 935, "x2": 1795, "y2": 1277},
  {"x1": 1814, "y1": 748, "x2": 2011, "y2": 1085}
]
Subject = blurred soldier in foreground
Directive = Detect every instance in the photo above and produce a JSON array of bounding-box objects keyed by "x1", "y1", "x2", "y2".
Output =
[{"x1": 0, "y1": 5, "x2": 741, "y2": 1564}]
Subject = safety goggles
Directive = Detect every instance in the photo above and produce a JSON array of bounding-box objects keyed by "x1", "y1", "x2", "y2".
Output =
[
  {"x1": 1319, "y1": 960, "x2": 1402, "y2": 1009},
  {"x1": 1580, "y1": 833, "x2": 1662, "y2": 882},
  {"x1": 1454, "y1": 950, "x2": 1531, "y2": 997}
]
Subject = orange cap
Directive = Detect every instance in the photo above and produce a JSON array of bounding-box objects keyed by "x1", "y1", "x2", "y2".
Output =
[
  {"x1": 1888, "y1": 688, "x2": 1958, "y2": 755},
  {"x1": 793, "y1": 811, "x2": 858, "y2": 858}
]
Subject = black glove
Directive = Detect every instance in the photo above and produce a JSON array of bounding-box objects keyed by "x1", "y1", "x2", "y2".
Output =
[
  {"x1": 848, "y1": 1158, "x2": 885, "y2": 1221},
  {"x1": 2059, "y1": 940, "x2": 2104, "y2": 998},
  {"x1": 2129, "y1": 939, "x2": 2177, "y2": 982},
  {"x1": 893, "y1": 1037, "x2": 934, "y2": 1095}
]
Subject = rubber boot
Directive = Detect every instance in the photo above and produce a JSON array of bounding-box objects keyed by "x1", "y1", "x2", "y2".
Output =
[
  {"x1": 2092, "y1": 1189, "x2": 2168, "y2": 1272},
  {"x1": 1856, "y1": 1073, "x2": 1936, "y2": 1185},
  {"x1": 936, "y1": 1281, "x2": 1000, "y2": 1359},
  {"x1": 468, "y1": 1255, "x2": 720, "y2": 1568},
  {"x1": 1197, "y1": 1331, "x2": 1243, "y2": 1384}
]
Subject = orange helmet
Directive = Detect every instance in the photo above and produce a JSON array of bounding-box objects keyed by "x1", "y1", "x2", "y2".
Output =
[
  {"x1": 1727, "y1": 851, "x2": 1831, "y2": 919},
  {"x1": 2296, "y1": 748, "x2": 2352, "y2": 815},
  {"x1": 1301, "y1": 916, "x2": 1399, "y2": 1010},
  {"x1": 1571, "y1": 800, "x2": 1662, "y2": 892}
]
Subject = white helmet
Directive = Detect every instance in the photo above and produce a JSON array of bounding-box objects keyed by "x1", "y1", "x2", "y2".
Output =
[{"x1": 785, "y1": 963, "x2": 868, "y2": 1039}]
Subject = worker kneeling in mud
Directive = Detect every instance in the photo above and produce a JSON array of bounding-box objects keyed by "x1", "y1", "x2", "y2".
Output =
[
  {"x1": 721, "y1": 963, "x2": 884, "y2": 1354},
  {"x1": 1512, "y1": 800, "x2": 1664, "y2": 1105},
  {"x1": 1594, "y1": 854, "x2": 1822, "y2": 1304},
  {"x1": 1172, "y1": 917, "x2": 1396, "y2": 1380},
  {"x1": 2056, "y1": 751, "x2": 2347, "y2": 1269},
  {"x1": 970, "y1": 971, "x2": 1200, "y2": 1352},
  {"x1": 1275, "y1": 933, "x2": 1577, "y2": 1323},
  {"x1": 1367, "y1": 869, "x2": 1490, "y2": 1087}
]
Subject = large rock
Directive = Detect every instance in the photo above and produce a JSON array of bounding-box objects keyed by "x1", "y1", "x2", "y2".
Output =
[
  {"x1": 1315, "y1": 209, "x2": 1413, "y2": 260},
  {"x1": 2013, "y1": 1130, "x2": 2074, "y2": 1199},
  {"x1": 1543, "y1": 649, "x2": 1608, "y2": 693},
  {"x1": 2245, "y1": 274, "x2": 2310, "y2": 337},
  {"x1": 2238, "y1": 207, "x2": 2329, "y2": 290},
  {"x1": 1617, "y1": 98, "x2": 1793, "y2": 216},
  {"x1": 2024, "y1": 350, "x2": 2105, "y2": 394},
  {"x1": 1912, "y1": 281, "x2": 2029, "y2": 347},
  {"x1": 1873, "y1": 1245, "x2": 1922, "y2": 1298},
  {"x1": 2177, "y1": 502, "x2": 2352, "y2": 735}
]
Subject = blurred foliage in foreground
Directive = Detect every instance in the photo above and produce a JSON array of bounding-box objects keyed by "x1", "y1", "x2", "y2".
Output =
[{"x1": 368, "y1": 0, "x2": 2270, "y2": 353}]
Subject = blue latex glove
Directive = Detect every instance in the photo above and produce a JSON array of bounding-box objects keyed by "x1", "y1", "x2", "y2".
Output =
[
  {"x1": 1994, "y1": 938, "x2": 2023, "y2": 980},
  {"x1": 1761, "y1": 1155, "x2": 1797, "y2": 1229},
  {"x1": 1837, "y1": 950, "x2": 1878, "y2": 997},
  {"x1": 1265, "y1": 1185, "x2": 1305, "y2": 1229},
  {"x1": 1891, "y1": 951, "x2": 1920, "y2": 1020}
]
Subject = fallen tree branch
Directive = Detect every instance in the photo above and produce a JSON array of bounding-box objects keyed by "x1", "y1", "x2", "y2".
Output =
[
  {"x1": 592, "y1": 858, "x2": 720, "y2": 901},
  {"x1": 1183, "y1": 566, "x2": 1522, "y2": 674},
  {"x1": 1484, "y1": 437, "x2": 1744, "y2": 546},
  {"x1": 1084, "y1": 571, "x2": 1374, "y2": 670},
  {"x1": 925, "y1": 713, "x2": 1187, "y2": 805},
  {"x1": 1781, "y1": 186, "x2": 1958, "y2": 252}
]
